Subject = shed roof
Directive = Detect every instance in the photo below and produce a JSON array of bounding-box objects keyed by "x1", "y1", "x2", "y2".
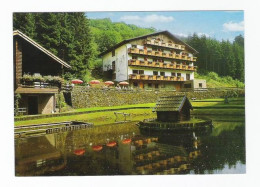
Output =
[
  {"x1": 99, "y1": 30, "x2": 198, "y2": 57},
  {"x1": 153, "y1": 95, "x2": 193, "y2": 112},
  {"x1": 13, "y1": 30, "x2": 71, "y2": 69},
  {"x1": 15, "y1": 87, "x2": 59, "y2": 94}
]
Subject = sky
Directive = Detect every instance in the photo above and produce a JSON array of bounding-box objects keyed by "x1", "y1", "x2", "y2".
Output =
[{"x1": 86, "y1": 11, "x2": 244, "y2": 42}]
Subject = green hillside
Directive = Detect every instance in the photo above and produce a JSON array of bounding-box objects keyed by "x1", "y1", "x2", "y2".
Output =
[
  {"x1": 13, "y1": 13, "x2": 244, "y2": 85},
  {"x1": 89, "y1": 18, "x2": 156, "y2": 53},
  {"x1": 195, "y1": 72, "x2": 244, "y2": 88}
]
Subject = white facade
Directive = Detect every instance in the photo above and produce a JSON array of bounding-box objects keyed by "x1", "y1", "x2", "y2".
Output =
[
  {"x1": 101, "y1": 32, "x2": 199, "y2": 90},
  {"x1": 103, "y1": 44, "x2": 129, "y2": 81},
  {"x1": 102, "y1": 43, "x2": 195, "y2": 82}
]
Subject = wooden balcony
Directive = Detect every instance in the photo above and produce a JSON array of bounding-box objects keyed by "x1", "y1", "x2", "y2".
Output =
[
  {"x1": 128, "y1": 48, "x2": 195, "y2": 62},
  {"x1": 146, "y1": 40, "x2": 185, "y2": 51},
  {"x1": 128, "y1": 60, "x2": 196, "y2": 71},
  {"x1": 129, "y1": 74, "x2": 185, "y2": 82},
  {"x1": 192, "y1": 57, "x2": 197, "y2": 62}
]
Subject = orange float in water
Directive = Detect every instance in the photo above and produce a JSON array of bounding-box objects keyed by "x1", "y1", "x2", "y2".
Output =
[
  {"x1": 106, "y1": 141, "x2": 117, "y2": 147},
  {"x1": 74, "y1": 149, "x2": 85, "y2": 156},
  {"x1": 92, "y1": 145, "x2": 103, "y2": 151},
  {"x1": 122, "y1": 139, "x2": 131, "y2": 144}
]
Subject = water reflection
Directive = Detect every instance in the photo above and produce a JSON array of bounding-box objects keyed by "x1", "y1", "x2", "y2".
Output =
[{"x1": 15, "y1": 119, "x2": 245, "y2": 176}]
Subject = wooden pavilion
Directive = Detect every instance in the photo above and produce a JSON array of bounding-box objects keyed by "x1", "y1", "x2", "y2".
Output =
[{"x1": 153, "y1": 95, "x2": 193, "y2": 122}]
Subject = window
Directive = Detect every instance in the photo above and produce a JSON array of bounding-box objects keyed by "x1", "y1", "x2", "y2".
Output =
[
  {"x1": 199, "y1": 83, "x2": 203, "y2": 88},
  {"x1": 171, "y1": 72, "x2": 176, "y2": 77},
  {"x1": 184, "y1": 84, "x2": 191, "y2": 88},
  {"x1": 186, "y1": 74, "x2": 190, "y2": 80},
  {"x1": 153, "y1": 71, "x2": 158, "y2": 75},
  {"x1": 112, "y1": 50, "x2": 115, "y2": 57},
  {"x1": 133, "y1": 70, "x2": 144, "y2": 74},
  {"x1": 160, "y1": 72, "x2": 165, "y2": 76},
  {"x1": 158, "y1": 59, "x2": 164, "y2": 62},
  {"x1": 112, "y1": 61, "x2": 115, "y2": 71},
  {"x1": 177, "y1": 73, "x2": 181, "y2": 77}
]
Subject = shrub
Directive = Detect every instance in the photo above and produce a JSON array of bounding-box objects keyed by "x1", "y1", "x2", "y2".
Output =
[
  {"x1": 21, "y1": 73, "x2": 33, "y2": 82},
  {"x1": 32, "y1": 74, "x2": 44, "y2": 82},
  {"x1": 43, "y1": 75, "x2": 54, "y2": 83},
  {"x1": 222, "y1": 76, "x2": 233, "y2": 83},
  {"x1": 207, "y1": 72, "x2": 219, "y2": 81}
]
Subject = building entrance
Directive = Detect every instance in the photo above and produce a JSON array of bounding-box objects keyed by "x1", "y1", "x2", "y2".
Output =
[{"x1": 28, "y1": 96, "x2": 38, "y2": 115}]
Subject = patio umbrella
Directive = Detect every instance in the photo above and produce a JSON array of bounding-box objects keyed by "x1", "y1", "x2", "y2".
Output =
[
  {"x1": 119, "y1": 81, "x2": 129, "y2": 85},
  {"x1": 71, "y1": 79, "x2": 83, "y2": 84},
  {"x1": 89, "y1": 80, "x2": 100, "y2": 84},
  {"x1": 74, "y1": 149, "x2": 85, "y2": 156},
  {"x1": 104, "y1": 81, "x2": 114, "y2": 86},
  {"x1": 122, "y1": 139, "x2": 132, "y2": 144},
  {"x1": 92, "y1": 145, "x2": 103, "y2": 151},
  {"x1": 106, "y1": 141, "x2": 117, "y2": 147}
]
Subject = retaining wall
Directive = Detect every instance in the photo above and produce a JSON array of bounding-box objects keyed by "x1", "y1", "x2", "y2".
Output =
[{"x1": 71, "y1": 87, "x2": 245, "y2": 108}]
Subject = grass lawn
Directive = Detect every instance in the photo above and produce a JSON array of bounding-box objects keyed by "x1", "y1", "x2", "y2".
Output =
[
  {"x1": 14, "y1": 97, "x2": 245, "y2": 126},
  {"x1": 14, "y1": 109, "x2": 156, "y2": 126},
  {"x1": 75, "y1": 103, "x2": 156, "y2": 112}
]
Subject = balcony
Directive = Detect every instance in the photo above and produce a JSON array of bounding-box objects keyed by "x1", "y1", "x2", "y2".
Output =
[
  {"x1": 128, "y1": 60, "x2": 196, "y2": 71},
  {"x1": 192, "y1": 57, "x2": 197, "y2": 62},
  {"x1": 145, "y1": 40, "x2": 185, "y2": 51},
  {"x1": 129, "y1": 74, "x2": 185, "y2": 82},
  {"x1": 128, "y1": 48, "x2": 195, "y2": 62}
]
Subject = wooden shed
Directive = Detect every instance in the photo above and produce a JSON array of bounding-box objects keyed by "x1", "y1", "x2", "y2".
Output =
[
  {"x1": 153, "y1": 95, "x2": 193, "y2": 122},
  {"x1": 13, "y1": 30, "x2": 71, "y2": 115}
]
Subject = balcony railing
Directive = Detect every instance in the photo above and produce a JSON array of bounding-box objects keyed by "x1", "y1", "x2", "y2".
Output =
[
  {"x1": 128, "y1": 48, "x2": 196, "y2": 62},
  {"x1": 128, "y1": 59, "x2": 197, "y2": 71},
  {"x1": 129, "y1": 74, "x2": 184, "y2": 81},
  {"x1": 19, "y1": 80, "x2": 61, "y2": 89},
  {"x1": 145, "y1": 40, "x2": 185, "y2": 51}
]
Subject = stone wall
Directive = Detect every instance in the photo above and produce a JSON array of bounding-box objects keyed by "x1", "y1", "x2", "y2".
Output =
[{"x1": 71, "y1": 87, "x2": 245, "y2": 109}]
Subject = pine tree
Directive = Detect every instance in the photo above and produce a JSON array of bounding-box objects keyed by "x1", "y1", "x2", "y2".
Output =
[{"x1": 13, "y1": 13, "x2": 36, "y2": 39}]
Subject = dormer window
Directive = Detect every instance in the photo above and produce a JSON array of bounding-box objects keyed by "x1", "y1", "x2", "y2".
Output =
[{"x1": 112, "y1": 50, "x2": 115, "y2": 57}]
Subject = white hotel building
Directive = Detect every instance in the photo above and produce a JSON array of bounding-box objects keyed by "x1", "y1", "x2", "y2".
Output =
[{"x1": 100, "y1": 31, "x2": 205, "y2": 91}]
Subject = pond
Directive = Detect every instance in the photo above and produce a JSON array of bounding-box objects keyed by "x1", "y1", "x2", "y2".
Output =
[{"x1": 15, "y1": 116, "x2": 245, "y2": 176}]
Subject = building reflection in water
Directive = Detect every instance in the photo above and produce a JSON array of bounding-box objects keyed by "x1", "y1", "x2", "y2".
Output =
[
  {"x1": 15, "y1": 121, "x2": 245, "y2": 176},
  {"x1": 15, "y1": 134, "x2": 67, "y2": 176}
]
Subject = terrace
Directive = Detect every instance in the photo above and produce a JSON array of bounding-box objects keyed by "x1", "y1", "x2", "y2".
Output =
[
  {"x1": 144, "y1": 39, "x2": 185, "y2": 51},
  {"x1": 129, "y1": 74, "x2": 184, "y2": 81},
  {"x1": 128, "y1": 47, "x2": 197, "y2": 62},
  {"x1": 128, "y1": 59, "x2": 197, "y2": 71}
]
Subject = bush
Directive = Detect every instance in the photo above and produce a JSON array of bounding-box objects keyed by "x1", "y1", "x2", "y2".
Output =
[
  {"x1": 207, "y1": 72, "x2": 219, "y2": 81},
  {"x1": 21, "y1": 73, "x2": 33, "y2": 82},
  {"x1": 43, "y1": 75, "x2": 53, "y2": 83},
  {"x1": 32, "y1": 74, "x2": 44, "y2": 82},
  {"x1": 21, "y1": 74, "x2": 64, "y2": 86},
  {"x1": 223, "y1": 76, "x2": 233, "y2": 83}
]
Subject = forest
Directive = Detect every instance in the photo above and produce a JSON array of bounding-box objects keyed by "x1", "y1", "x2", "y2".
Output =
[{"x1": 13, "y1": 12, "x2": 244, "y2": 83}]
